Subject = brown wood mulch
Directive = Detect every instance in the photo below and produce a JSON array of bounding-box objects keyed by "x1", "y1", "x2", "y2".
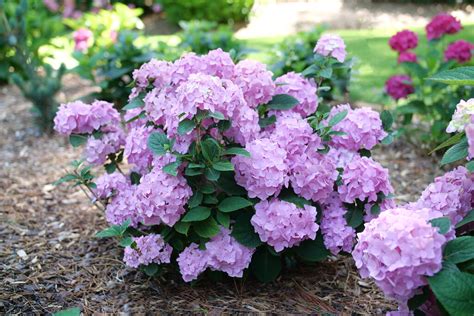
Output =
[{"x1": 0, "y1": 78, "x2": 442, "y2": 314}]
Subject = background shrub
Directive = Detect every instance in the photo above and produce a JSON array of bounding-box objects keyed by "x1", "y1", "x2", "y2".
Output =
[
  {"x1": 160, "y1": 0, "x2": 254, "y2": 25},
  {"x1": 271, "y1": 27, "x2": 353, "y2": 103}
]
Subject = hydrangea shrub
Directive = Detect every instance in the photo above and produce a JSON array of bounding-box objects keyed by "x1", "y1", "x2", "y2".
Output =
[
  {"x1": 384, "y1": 13, "x2": 473, "y2": 145},
  {"x1": 354, "y1": 67, "x2": 474, "y2": 315},
  {"x1": 55, "y1": 43, "x2": 394, "y2": 283}
]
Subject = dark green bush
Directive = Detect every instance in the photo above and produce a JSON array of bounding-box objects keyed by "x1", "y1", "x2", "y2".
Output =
[
  {"x1": 0, "y1": 0, "x2": 65, "y2": 131},
  {"x1": 178, "y1": 20, "x2": 243, "y2": 58},
  {"x1": 160, "y1": 0, "x2": 254, "y2": 25}
]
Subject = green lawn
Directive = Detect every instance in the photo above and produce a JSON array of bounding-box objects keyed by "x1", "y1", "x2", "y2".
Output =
[{"x1": 244, "y1": 24, "x2": 474, "y2": 105}]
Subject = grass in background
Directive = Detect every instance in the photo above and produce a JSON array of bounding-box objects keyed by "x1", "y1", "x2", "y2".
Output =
[{"x1": 244, "y1": 24, "x2": 474, "y2": 105}]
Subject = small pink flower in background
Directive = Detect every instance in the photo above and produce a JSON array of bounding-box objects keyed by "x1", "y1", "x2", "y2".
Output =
[
  {"x1": 314, "y1": 34, "x2": 347, "y2": 63},
  {"x1": 123, "y1": 234, "x2": 173, "y2": 268},
  {"x1": 43, "y1": 0, "x2": 59, "y2": 12},
  {"x1": 385, "y1": 75, "x2": 414, "y2": 100},
  {"x1": 397, "y1": 51, "x2": 417, "y2": 63},
  {"x1": 444, "y1": 40, "x2": 474, "y2": 63},
  {"x1": 152, "y1": 4, "x2": 162, "y2": 13},
  {"x1": 109, "y1": 30, "x2": 118, "y2": 43},
  {"x1": 389, "y1": 30, "x2": 418, "y2": 53},
  {"x1": 73, "y1": 28, "x2": 93, "y2": 52},
  {"x1": 426, "y1": 13, "x2": 462, "y2": 41}
]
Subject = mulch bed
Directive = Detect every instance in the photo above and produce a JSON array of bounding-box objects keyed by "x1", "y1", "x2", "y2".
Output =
[{"x1": 0, "y1": 79, "x2": 442, "y2": 314}]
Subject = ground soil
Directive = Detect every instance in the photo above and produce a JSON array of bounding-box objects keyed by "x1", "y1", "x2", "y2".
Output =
[{"x1": 0, "y1": 74, "x2": 444, "y2": 314}]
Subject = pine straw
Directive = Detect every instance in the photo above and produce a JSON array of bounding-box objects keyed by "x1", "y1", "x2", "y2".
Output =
[{"x1": 0, "y1": 79, "x2": 441, "y2": 314}]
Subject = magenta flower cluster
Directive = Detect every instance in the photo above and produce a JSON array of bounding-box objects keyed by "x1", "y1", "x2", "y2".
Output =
[
  {"x1": 426, "y1": 13, "x2": 462, "y2": 41},
  {"x1": 389, "y1": 30, "x2": 418, "y2": 53},
  {"x1": 444, "y1": 39, "x2": 474, "y2": 63},
  {"x1": 385, "y1": 75, "x2": 414, "y2": 100}
]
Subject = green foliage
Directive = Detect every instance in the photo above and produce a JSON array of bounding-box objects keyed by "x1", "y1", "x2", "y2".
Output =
[
  {"x1": 250, "y1": 247, "x2": 282, "y2": 283},
  {"x1": 67, "y1": 4, "x2": 179, "y2": 107},
  {"x1": 391, "y1": 37, "x2": 474, "y2": 146},
  {"x1": 160, "y1": 0, "x2": 254, "y2": 25},
  {"x1": 271, "y1": 27, "x2": 353, "y2": 103},
  {"x1": 178, "y1": 20, "x2": 244, "y2": 59},
  {"x1": 0, "y1": 0, "x2": 66, "y2": 131}
]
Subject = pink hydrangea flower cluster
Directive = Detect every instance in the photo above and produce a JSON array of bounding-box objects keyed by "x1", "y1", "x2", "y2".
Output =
[
  {"x1": 444, "y1": 39, "x2": 474, "y2": 63},
  {"x1": 85, "y1": 126, "x2": 125, "y2": 165},
  {"x1": 338, "y1": 156, "x2": 393, "y2": 203},
  {"x1": 123, "y1": 234, "x2": 173, "y2": 268},
  {"x1": 466, "y1": 117, "x2": 474, "y2": 159},
  {"x1": 389, "y1": 30, "x2": 418, "y2": 53},
  {"x1": 135, "y1": 168, "x2": 193, "y2": 226},
  {"x1": 353, "y1": 208, "x2": 446, "y2": 305},
  {"x1": 251, "y1": 199, "x2": 319, "y2": 252},
  {"x1": 177, "y1": 229, "x2": 254, "y2": 282},
  {"x1": 314, "y1": 34, "x2": 347, "y2": 63},
  {"x1": 414, "y1": 166, "x2": 472, "y2": 225},
  {"x1": 385, "y1": 75, "x2": 415, "y2": 100},
  {"x1": 274, "y1": 72, "x2": 318, "y2": 117},
  {"x1": 326, "y1": 104, "x2": 387, "y2": 151},
  {"x1": 320, "y1": 193, "x2": 355, "y2": 255},
  {"x1": 426, "y1": 13, "x2": 462, "y2": 41},
  {"x1": 94, "y1": 172, "x2": 129, "y2": 199},
  {"x1": 54, "y1": 100, "x2": 120, "y2": 135},
  {"x1": 124, "y1": 126, "x2": 155, "y2": 173}
]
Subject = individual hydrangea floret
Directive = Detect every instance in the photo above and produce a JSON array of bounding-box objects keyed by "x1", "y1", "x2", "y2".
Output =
[
  {"x1": 177, "y1": 243, "x2": 209, "y2": 282},
  {"x1": 338, "y1": 156, "x2": 393, "y2": 203},
  {"x1": 84, "y1": 126, "x2": 125, "y2": 165},
  {"x1": 124, "y1": 126, "x2": 155, "y2": 173},
  {"x1": 416, "y1": 166, "x2": 472, "y2": 225},
  {"x1": 314, "y1": 34, "x2": 347, "y2": 63},
  {"x1": 397, "y1": 51, "x2": 418, "y2": 63},
  {"x1": 233, "y1": 138, "x2": 288, "y2": 200},
  {"x1": 206, "y1": 228, "x2": 254, "y2": 278},
  {"x1": 446, "y1": 98, "x2": 474, "y2": 133},
  {"x1": 326, "y1": 104, "x2": 387, "y2": 151},
  {"x1": 389, "y1": 30, "x2": 418, "y2": 53},
  {"x1": 444, "y1": 40, "x2": 474, "y2": 63},
  {"x1": 320, "y1": 193, "x2": 355, "y2": 255},
  {"x1": 233, "y1": 59, "x2": 276, "y2": 108},
  {"x1": 53, "y1": 100, "x2": 120, "y2": 135},
  {"x1": 353, "y1": 208, "x2": 446, "y2": 305},
  {"x1": 426, "y1": 13, "x2": 462, "y2": 41},
  {"x1": 135, "y1": 169, "x2": 193, "y2": 226},
  {"x1": 123, "y1": 234, "x2": 173, "y2": 268},
  {"x1": 251, "y1": 199, "x2": 318, "y2": 252},
  {"x1": 94, "y1": 172, "x2": 129, "y2": 200},
  {"x1": 274, "y1": 72, "x2": 318, "y2": 117},
  {"x1": 385, "y1": 75, "x2": 414, "y2": 100},
  {"x1": 289, "y1": 147, "x2": 338, "y2": 202}
]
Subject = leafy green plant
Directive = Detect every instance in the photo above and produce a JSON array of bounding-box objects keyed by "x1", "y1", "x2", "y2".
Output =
[
  {"x1": 178, "y1": 20, "x2": 244, "y2": 59},
  {"x1": 160, "y1": 0, "x2": 254, "y2": 25},
  {"x1": 271, "y1": 27, "x2": 353, "y2": 103},
  {"x1": 0, "y1": 0, "x2": 66, "y2": 130}
]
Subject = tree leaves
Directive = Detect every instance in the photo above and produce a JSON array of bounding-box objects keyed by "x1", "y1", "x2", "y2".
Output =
[
  {"x1": 429, "y1": 217, "x2": 451, "y2": 235},
  {"x1": 177, "y1": 119, "x2": 196, "y2": 135},
  {"x1": 440, "y1": 137, "x2": 468, "y2": 166},
  {"x1": 294, "y1": 234, "x2": 330, "y2": 262},
  {"x1": 95, "y1": 219, "x2": 131, "y2": 238},
  {"x1": 444, "y1": 236, "x2": 474, "y2": 264},
  {"x1": 181, "y1": 206, "x2": 211, "y2": 222},
  {"x1": 148, "y1": 132, "x2": 170, "y2": 156},
  {"x1": 231, "y1": 212, "x2": 262, "y2": 248},
  {"x1": 69, "y1": 134, "x2": 87, "y2": 147}
]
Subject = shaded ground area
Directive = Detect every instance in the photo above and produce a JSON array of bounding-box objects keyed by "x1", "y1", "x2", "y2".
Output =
[{"x1": 0, "y1": 77, "x2": 443, "y2": 314}]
